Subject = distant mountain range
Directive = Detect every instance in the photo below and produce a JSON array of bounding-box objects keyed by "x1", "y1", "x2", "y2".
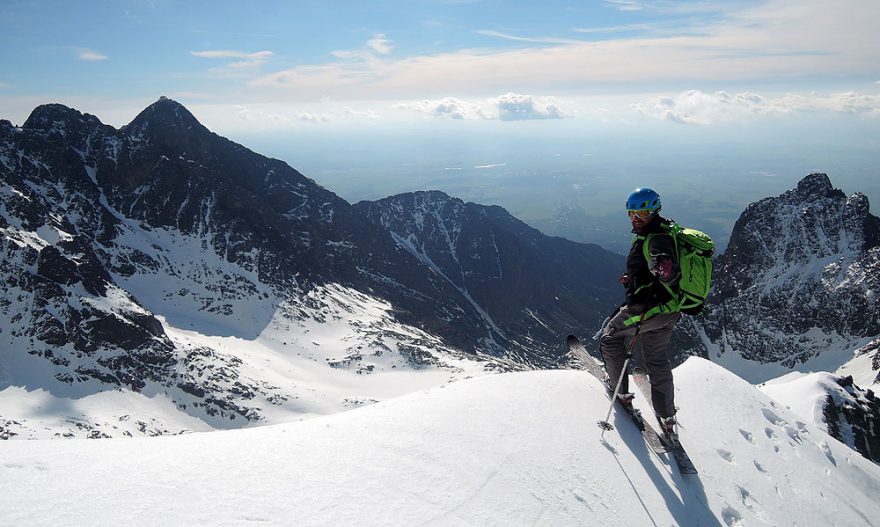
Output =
[
  {"x1": 1, "y1": 99, "x2": 877, "y2": 462},
  {"x1": 0, "y1": 97, "x2": 620, "y2": 437}
]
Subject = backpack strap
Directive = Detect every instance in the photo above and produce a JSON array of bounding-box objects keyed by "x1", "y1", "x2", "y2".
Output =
[
  {"x1": 623, "y1": 225, "x2": 683, "y2": 326},
  {"x1": 623, "y1": 300, "x2": 680, "y2": 326}
]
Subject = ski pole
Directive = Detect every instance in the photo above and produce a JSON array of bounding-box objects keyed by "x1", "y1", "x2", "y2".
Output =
[{"x1": 599, "y1": 313, "x2": 646, "y2": 436}]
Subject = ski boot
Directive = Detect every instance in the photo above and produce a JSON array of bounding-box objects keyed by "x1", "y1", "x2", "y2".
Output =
[
  {"x1": 603, "y1": 377, "x2": 637, "y2": 411},
  {"x1": 604, "y1": 377, "x2": 644, "y2": 430},
  {"x1": 658, "y1": 415, "x2": 679, "y2": 446}
]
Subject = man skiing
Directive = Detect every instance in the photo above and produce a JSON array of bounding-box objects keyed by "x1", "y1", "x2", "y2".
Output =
[{"x1": 599, "y1": 187, "x2": 682, "y2": 439}]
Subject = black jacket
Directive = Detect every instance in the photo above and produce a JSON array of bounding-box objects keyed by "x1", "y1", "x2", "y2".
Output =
[{"x1": 623, "y1": 215, "x2": 680, "y2": 313}]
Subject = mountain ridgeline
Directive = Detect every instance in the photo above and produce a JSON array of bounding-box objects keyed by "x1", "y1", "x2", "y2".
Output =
[
  {"x1": 678, "y1": 172, "x2": 880, "y2": 371},
  {"x1": 673, "y1": 172, "x2": 880, "y2": 462},
  {"x1": 0, "y1": 98, "x2": 622, "y2": 430},
  {"x1": 354, "y1": 192, "x2": 621, "y2": 364},
  {"x1": 2, "y1": 99, "x2": 878, "y2": 458}
]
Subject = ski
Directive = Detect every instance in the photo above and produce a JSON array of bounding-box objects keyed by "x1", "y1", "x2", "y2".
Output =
[
  {"x1": 632, "y1": 367, "x2": 699, "y2": 474},
  {"x1": 567, "y1": 335, "x2": 667, "y2": 455}
]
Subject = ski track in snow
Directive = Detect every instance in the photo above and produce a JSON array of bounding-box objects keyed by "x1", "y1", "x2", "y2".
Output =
[{"x1": 1, "y1": 359, "x2": 878, "y2": 526}]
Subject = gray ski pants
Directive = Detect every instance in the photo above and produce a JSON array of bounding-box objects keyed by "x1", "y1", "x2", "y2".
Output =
[{"x1": 598, "y1": 306, "x2": 681, "y2": 418}]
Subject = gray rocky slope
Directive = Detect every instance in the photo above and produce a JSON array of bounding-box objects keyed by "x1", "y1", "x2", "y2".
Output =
[
  {"x1": 674, "y1": 173, "x2": 880, "y2": 462},
  {"x1": 0, "y1": 98, "x2": 621, "y2": 434}
]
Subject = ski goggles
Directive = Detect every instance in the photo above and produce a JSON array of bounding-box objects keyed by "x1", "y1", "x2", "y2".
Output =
[{"x1": 627, "y1": 209, "x2": 653, "y2": 219}]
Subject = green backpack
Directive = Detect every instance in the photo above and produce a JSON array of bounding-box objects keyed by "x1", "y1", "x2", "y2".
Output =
[{"x1": 642, "y1": 222, "x2": 715, "y2": 315}]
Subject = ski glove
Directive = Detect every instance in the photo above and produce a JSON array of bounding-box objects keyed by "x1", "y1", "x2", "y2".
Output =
[{"x1": 650, "y1": 255, "x2": 674, "y2": 280}]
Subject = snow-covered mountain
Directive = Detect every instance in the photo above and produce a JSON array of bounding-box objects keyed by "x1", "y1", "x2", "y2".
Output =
[
  {"x1": 3, "y1": 100, "x2": 880, "y2": 524},
  {"x1": 0, "y1": 98, "x2": 620, "y2": 438},
  {"x1": 355, "y1": 191, "x2": 621, "y2": 366},
  {"x1": 686, "y1": 173, "x2": 879, "y2": 378},
  {"x1": 3, "y1": 358, "x2": 878, "y2": 526},
  {"x1": 675, "y1": 173, "x2": 880, "y2": 462}
]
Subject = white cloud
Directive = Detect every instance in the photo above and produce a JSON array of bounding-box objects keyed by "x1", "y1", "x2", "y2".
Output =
[
  {"x1": 603, "y1": 0, "x2": 647, "y2": 12},
  {"x1": 297, "y1": 113, "x2": 331, "y2": 123},
  {"x1": 342, "y1": 106, "x2": 382, "y2": 119},
  {"x1": 331, "y1": 34, "x2": 394, "y2": 62},
  {"x1": 247, "y1": 2, "x2": 879, "y2": 103},
  {"x1": 397, "y1": 93, "x2": 571, "y2": 121},
  {"x1": 637, "y1": 89, "x2": 880, "y2": 125},
  {"x1": 232, "y1": 105, "x2": 331, "y2": 128},
  {"x1": 367, "y1": 34, "x2": 393, "y2": 55},
  {"x1": 650, "y1": 90, "x2": 742, "y2": 125},
  {"x1": 777, "y1": 91, "x2": 880, "y2": 116},
  {"x1": 396, "y1": 97, "x2": 491, "y2": 120},
  {"x1": 77, "y1": 50, "x2": 108, "y2": 61},
  {"x1": 162, "y1": 101, "x2": 388, "y2": 133},
  {"x1": 330, "y1": 50, "x2": 362, "y2": 60},
  {"x1": 573, "y1": 24, "x2": 653, "y2": 34},
  {"x1": 192, "y1": 50, "x2": 273, "y2": 60},
  {"x1": 476, "y1": 30, "x2": 581, "y2": 45},
  {"x1": 235, "y1": 105, "x2": 285, "y2": 124},
  {"x1": 494, "y1": 92, "x2": 571, "y2": 121},
  {"x1": 191, "y1": 50, "x2": 273, "y2": 70}
]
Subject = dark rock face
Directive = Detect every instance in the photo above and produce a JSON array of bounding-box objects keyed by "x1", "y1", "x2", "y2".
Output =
[
  {"x1": 822, "y1": 375, "x2": 880, "y2": 465},
  {"x1": 679, "y1": 173, "x2": 880, "y2": 372},
  {"x1": 355, "y1": 192, "x2": 622, "y2": 365},
  {"x1": 1, "y1": 98, "x2": 623, "y2": 431},
  {"x1": 667, "y1": 173, "x2": 880, "y2": 463}
]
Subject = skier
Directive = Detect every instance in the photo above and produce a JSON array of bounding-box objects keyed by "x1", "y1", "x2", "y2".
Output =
[{"x1": 599, "y1": 187, "x2": 682, "y2": 439}]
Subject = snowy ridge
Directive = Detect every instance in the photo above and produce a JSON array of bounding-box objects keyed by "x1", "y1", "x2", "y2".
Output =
[
  {"x1": 1, "y1": 101, "x2": 513, "y2": 439},
  {"x1": 0, "y1": 165, "x2": 501, "y2": 436},
  {"x1": 3, "y1": 99, "x2": 625, "y2": 399},
  {"x1": 2, "y1": 358, "x2": 878, "y2": 526},
  {"x1": 355, "y1": 190, "x2": 622, "y2": 366}
]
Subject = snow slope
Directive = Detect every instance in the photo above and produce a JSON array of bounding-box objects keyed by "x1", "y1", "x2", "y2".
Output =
[
  {"x1": 2, "y1": 358, "x2": 877, "y2": 527},
  {"x1": 0, "y1": 281, "x2": 497, "y2": 438}
]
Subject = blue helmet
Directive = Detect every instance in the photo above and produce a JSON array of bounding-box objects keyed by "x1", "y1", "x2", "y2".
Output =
[{"x1": 626, "y1": 187, "x2": 661, "y2": 212}]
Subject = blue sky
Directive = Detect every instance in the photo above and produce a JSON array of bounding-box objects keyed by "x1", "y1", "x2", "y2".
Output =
[{"x1": 2, "y1": 0, "x2": 879, "y2": 246}]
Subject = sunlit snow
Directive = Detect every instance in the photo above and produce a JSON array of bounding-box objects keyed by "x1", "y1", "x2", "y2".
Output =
[{"x1": 2, "y1": 359, "x2": 878, "y2": 526}]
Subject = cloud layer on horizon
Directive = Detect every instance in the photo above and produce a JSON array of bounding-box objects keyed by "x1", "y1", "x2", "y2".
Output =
[
  {"x1": 397, "y1": 93, "x2": 571, "y2": 121},
  {"x1": 634, "y1": 89, "x2": 880, "y2": 125}
]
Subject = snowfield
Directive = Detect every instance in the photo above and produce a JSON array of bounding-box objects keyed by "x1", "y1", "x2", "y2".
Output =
[
  {"x1": 0, "y1": 280, "x2": 497, "y2": 439},
  {"x1": 2, "y1": 358, "x2": 878, "y2": 527}
]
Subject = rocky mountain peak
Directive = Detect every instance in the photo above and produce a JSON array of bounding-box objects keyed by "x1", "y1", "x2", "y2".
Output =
[
  {"x1": 22, "y1": 103, "x2": 106, "y2": 137},
  {"x1": 794, "y1": 172, "x2": 839, "y2": 199},
  {"x1": 414, "y1": 189, "x2": 461, "y2": 203},
  {"x1": 378, "y1": 190, "x2": 464, "y2": 210},
  {"x1": 123, "y1": 96, "x2": 211, "y2": 147},
  {"x1": 723, "y1": 173, "x2": 877, "y2": 279},
  {"x1": 686, "y1": 173, "x2": 880, "y2": 394}
]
